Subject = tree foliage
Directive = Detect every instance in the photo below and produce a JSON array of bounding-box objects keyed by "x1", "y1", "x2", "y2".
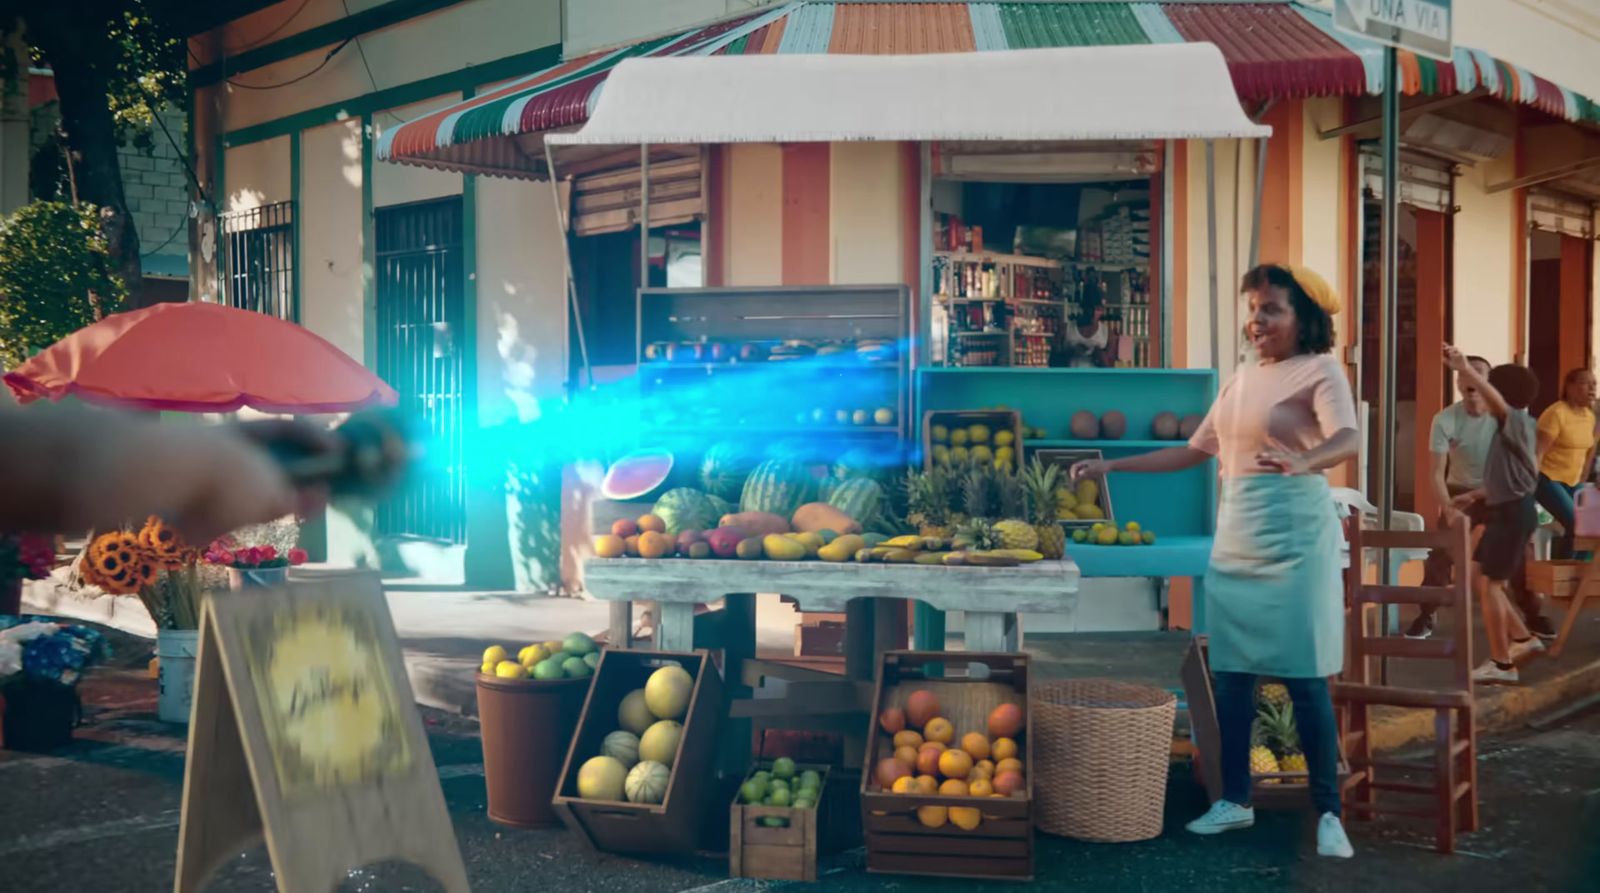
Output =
[{"x1": 0, "y1": 201, "x2": 127, "y2": 368}]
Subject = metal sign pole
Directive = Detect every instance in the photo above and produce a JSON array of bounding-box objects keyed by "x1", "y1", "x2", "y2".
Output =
[{"x1": 1376, "y1": 45, "x2": 1401, "y2": 675}]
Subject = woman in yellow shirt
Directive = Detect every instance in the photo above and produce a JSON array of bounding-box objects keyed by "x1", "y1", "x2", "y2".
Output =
[{"x1": 1536, "y1": 367, "x2": 1598, "y2": 558}]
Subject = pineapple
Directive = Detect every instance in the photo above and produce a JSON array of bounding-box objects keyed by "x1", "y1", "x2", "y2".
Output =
[
  {"x1": 953, "y1": 517, "x2": 1002, "y2": 552},
  {"x1": 1021, "y1": 458, "x2": 1067, "y2": 559},
  {"x1": 1249, "y1": 716, "x2": 1282, "y2": 783},
  {"x1": 1258, "y1": 681, "x2": 1291, "y2": 709},
  {"x1": 905, "y1": 468, "x2": 954, "y2": 539},
  {"x1": 1259, "y1": 700, "x2": 1306, "y2": 774},
  {"x1": 992, "y1": 472, "x2": 1038, "y2": 551},
  {"x1": 960, "y1": 466, "x2": 997, "y2": 522}
]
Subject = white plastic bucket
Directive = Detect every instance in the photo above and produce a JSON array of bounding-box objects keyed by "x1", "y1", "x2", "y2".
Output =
[{"x1": 156, "y1": 629, "x2": 200, "y2": 724}]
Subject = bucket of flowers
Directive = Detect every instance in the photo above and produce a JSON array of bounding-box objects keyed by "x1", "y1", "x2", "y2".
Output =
[
  {"x1": 0, "y1": 616, "x2": 105, "y2": 750},
  {"x1": 204, "y1": 517, "x2": 307, "y2": 590}
]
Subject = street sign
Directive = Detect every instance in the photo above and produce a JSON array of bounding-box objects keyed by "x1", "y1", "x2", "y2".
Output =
[
  {"x1": 1334, "y1": 0, "x2": 1454, "y2": 62},
  {"x1": 173, "y1": 573, "x2": 469, "y2": 893}
]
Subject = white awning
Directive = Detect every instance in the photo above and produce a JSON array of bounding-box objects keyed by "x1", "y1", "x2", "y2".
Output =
[{"x1": 547, "y1": 43, "x2": 1270, "y2": 147}]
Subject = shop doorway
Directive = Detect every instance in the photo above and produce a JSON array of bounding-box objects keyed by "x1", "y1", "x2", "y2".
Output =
[
  {"x1": 1525, "y1": 215, "x2": 1593, "y2": 416},
  {"x1": 373, "y1": 197, "x2": 468, "y2": 544}
]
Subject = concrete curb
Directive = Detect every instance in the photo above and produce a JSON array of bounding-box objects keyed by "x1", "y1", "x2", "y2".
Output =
[{"x1": 1368, "y1": 654, "x2": 1600, "y2": 751}]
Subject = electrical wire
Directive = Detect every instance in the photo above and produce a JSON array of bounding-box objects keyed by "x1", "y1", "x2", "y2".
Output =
[
  {"x1": 140, "y1": 217, "x2": 186, "y2": 258},
  {"x1": 225, "y1": 38, "x2": 352, "y2": 90},
  {"x1": 221, "y1": 0, "x2": 313, "y2": 55},
  {"x1": 340, "y1": 0, "x2": 407, "y2": 126}
]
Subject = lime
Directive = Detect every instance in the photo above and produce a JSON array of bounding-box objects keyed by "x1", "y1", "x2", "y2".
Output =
[
  {"x1": 562, "y1": 656, "x2": 593, "y2": 678},
  {"x1": 741, "y1": 779, "x2": 767, "y2": 804},
  {"x1": 1142, "y1": 531, "x2": 1157, "y2": 545},
  {"x1": 563, "y1": 632, "x2": 598, "y2": 656},
  {"x1": 532, "y1": 657, "x2": 565, "y2": 680},
  {"x1": 772, "y1": 757, "x2": 797, "y2": 780},
  {"x1": 766, "y1": 787, "x2": 793, "y2": 808}
]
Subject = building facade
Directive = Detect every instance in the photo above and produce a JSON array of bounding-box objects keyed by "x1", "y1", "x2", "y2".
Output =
[{"x1": 189, "y1": 0, "x2": 1600, "y2": 591}]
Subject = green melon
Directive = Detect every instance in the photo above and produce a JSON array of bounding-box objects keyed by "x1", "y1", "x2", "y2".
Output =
[
  {"x1": 625, "y1": 760, "x2": 671, "y2": 805},
  {"x1": 739, "y1": 460, "x2": 815, "y2": 516},
  {"x1": 826, "y1": 477, "x2": 884, "y2": 526},
  {"x1": 652, "y1": 488, "x2": 719, "y2": 535},
  {"x1": 699, "y1": 442, "x2": 756, "y2": 502}
]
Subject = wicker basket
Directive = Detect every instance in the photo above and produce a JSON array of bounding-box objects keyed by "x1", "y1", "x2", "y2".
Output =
[{"x1": 1031, "y1": 679, "x2": 1176, "y2": 842}]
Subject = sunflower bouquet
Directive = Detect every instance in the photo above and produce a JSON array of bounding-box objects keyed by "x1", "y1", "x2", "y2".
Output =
[{"x1": 78, "y1": 517, "x2": 221, "y2": 630}]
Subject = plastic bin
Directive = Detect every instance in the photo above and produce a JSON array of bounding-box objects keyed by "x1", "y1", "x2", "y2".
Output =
[{"x1": 476, "y1": 672, "x2": 590, "y2": 828}]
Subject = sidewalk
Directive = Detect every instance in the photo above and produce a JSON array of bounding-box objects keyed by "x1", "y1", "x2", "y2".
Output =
[{"x1": 24, "y1": 576, "x2": 1600, "y2": 751}]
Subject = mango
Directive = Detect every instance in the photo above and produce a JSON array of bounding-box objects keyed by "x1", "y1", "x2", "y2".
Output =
[
  {"x1": 881, "y1": 549, "x2": 919, "y2": 563},
  {"x1": 818, "y1": 534, "x2": 866, "y2": 562},
  {"x1": 763, "y1": 534, "x2": 808, "y2": 562},
  {"x1": 883, "y1": 535, "x2": 923, "y2": 549}
]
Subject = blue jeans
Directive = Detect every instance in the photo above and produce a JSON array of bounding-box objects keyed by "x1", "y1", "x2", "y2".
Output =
[
  {"x1": 1216, "y1": 672, "x2": 1341, "y2": 816},
  {"x1": 1536, "y1": 475, "x2": 1580, "y2": 560}
]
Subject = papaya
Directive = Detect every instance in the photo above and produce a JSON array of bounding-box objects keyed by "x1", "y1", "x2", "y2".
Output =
[
  {"x1": 818, "y1": 534, "x2": 866, "y2": 562},
  {"x1": 762, "y1": 534, "x2": 808, "y2": 562},
  {"x1": 721, "y1": 511, "x2": 790, "y2": 537},
  {"x1": 791, "y1": 502, "x2": 861, "y2": 535}
]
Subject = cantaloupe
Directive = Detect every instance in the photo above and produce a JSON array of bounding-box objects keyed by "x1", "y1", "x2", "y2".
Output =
[
  {"x1": 625, "y1": 760, "x2": 670, "y2": 805},
  {"x1": 601, "y1": 730, "x2": 640, "y2": 768}
]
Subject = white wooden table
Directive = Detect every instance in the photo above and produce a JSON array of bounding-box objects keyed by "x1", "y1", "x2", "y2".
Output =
[{"x1": 582, "y1": 557, "x2": 1080, "y2": 655}]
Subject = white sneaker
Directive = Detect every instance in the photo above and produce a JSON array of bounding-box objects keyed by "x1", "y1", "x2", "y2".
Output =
[
  {"x1": 1185, "y1": 800, "x2": 1255, "y2": 835},
  {"x1": 1317, "y1": 812, "x2": 1354, "y2": 858},
  {"x1": 1472, "y1": 660, "x2": 1519, "y2": 685},
  {"x1": 1509, "y1": 637, "x2": 1547, "y2": 663}
]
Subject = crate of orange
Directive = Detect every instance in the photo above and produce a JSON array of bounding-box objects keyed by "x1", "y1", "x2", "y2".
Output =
[{"x1": 859, "y1": 651, "x2": 1032, "y2": 881}]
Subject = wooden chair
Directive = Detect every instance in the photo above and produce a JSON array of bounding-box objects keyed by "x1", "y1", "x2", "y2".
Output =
[
  {"x1": 1334, "y1": 517, "x2": 1478, "y2": 854},
  {"x1": 1524, "y1": 533, "x2": 1600, "y2": 658}
]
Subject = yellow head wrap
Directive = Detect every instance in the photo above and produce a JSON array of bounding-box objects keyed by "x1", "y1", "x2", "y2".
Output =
[{"x1": 1281, "y1": 264, "x2": 1342, "y2": 316}]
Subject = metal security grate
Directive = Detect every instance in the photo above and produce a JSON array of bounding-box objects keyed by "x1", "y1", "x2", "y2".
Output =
[
  {"x1": 219, "y1": 201, "x2": 297, "y2": 320},
  {"x1": 374, "y1": 197, "x2": 467, "y2": 545}
]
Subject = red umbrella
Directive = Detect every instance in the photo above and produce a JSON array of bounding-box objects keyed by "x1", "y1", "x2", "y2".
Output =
[{"x1": 4, "y1": 302, "x2": 398, "y2": 414}]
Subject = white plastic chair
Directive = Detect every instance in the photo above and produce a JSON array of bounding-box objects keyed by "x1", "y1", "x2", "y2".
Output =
[{"x1": 1332, "y1": 487, "x2": 1429, "y2": 635}]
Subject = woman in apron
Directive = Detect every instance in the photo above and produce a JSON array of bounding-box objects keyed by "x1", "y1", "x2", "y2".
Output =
[{"x1": 1072, "y1": 264, "x2": 1359, "y2": 858}]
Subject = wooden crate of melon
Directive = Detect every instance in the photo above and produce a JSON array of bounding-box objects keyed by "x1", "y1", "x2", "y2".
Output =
[
  {"x1": 552, "y1": 649, "x2": 723, "y2": 855},
  {"x1": 860, "y1": 651, "x2": 1033, "y2": 881}
]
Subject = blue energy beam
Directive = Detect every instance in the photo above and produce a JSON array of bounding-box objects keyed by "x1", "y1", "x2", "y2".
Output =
[{"x1": 406, "y1": 337, "x2": 918, "y2": 487}]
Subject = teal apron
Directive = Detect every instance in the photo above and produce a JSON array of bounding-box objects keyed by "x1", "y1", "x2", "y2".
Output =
[{"x1": 1203, "y1": 474, "x2": 1345, "y2": 679}]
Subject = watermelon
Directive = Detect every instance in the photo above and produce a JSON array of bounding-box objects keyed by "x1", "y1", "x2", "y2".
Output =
[
  {"x1": 699, "y1": 442, "x2": 756, "y2": 502},
  {"x1": 652, "y1": 488, "x2": 719, "y2": 535},
  {"x1": 707, "y1": 494, "x2": 734, "y2": 517},
  {"x1": 833, "y1": 447, "x2": 887, "y2": 481},
  {"x1": 766, "y1": 438, "x2": 815, "y2": 463},
  {"x1": 601, "y1": 449, "x2": 675, "y2": 501},
  {"x1": 739, "y1": 460, "x2": 815, "y2": 516},
  {"x1": 827, "y1": 478, "x2": 884, "y2": 526}
]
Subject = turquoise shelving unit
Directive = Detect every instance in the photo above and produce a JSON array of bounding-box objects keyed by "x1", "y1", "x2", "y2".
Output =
[{"x1": 913, "y1": 366, "x2": 1220, "y2": 647}]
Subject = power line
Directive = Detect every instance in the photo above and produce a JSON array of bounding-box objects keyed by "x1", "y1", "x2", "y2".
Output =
[{"x1": 225, "y1": 38, "x2": 352, "y2": 91}]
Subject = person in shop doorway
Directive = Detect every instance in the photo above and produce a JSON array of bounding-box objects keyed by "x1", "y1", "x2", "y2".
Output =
[
  {"x1": 1062, "y1": 279, "x2": 1110, "y2": 368},
  {"x1": 1407, "y1": 355, "x2": 1557, "y2": 641},
  {"x1": 1071, "y1": 264, "x2": 1357, "y2": 858},
  {"x1": 1440, "y1": 349, "x2": 1547, "y2": 684},
  {"x1": 1536, "y1": 367, "x2": 1598, "y2": 561}
]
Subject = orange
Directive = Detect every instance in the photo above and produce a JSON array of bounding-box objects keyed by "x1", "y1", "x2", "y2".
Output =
[
  {"x1": 906, "y1": 690, "x2": 941, "y2": 728},
  {"x1": 913, "y1": 774, "x2": 939, "y2": 794},
  {"x1": 992, "y1": 738, "x2": 1018, "y2": 762},
  {"x1": 949, "y1": 806, "x2": 982, "y2": 830},
  {"x1": 593, "y1": 534, "x2": 626, "y2": 558},
  {"x1": 624, "y1": 534, "x2": 641, "y2": 556},
  {"x1": 968, "y1": 778, "x2": 994, "y2": 798},
  {"x1": 915, "y1": 744, "x2": 944, "y2": 777},
  {"x1": 993, "y1": 770, "x2": 1024, "y2": 796},
  {"x1": 924, "y1": 717, "x2": 955, "y2": 745},
  {"x1": 892, "y1": 730, "x2": 924, "y2": 750},
  {"x1": 960, "y1": 732, "x2": 991, "y2": 761},
  {"x1": 987, "y1": 703, "x2": 1025, "y2": 738},
  {"x1": 611, "y1": 518, "x2": 639, "y2": 538},
  {"x1": 938, "y1": 749, "x2": 974, "y2": 780},
  {"x1": 995, "y1": 758, "x2": 1023, "y2": 776},
  {"x1": 938, "y1": 778, "x2": 969, "y2": 797},
  {"x1": 637, "y1": 514, "x2": 667, "y2": 533},
  {"x1": 894, "y1": 745, "x2": 919, "y2": 767},
  {"x1": 879, "y1": 707, "x2": 907, "y2": 735},
  {"x1": 637, "y1": 531, "x2": 673, "y2": 559},
  {"x1": 916, "y1": 805, "x2": 949, "y2": 828},
  {"x1": 891, "y1": 776, "x2": 918, "y2": 794},
  {"x1": 975, "y1": 759, "x2": 996, "y2": 777}
]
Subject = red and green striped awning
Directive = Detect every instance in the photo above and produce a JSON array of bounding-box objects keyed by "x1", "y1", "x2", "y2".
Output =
[{"x1": 379, "y1": 1, "x2": 1600, "y2": 178}]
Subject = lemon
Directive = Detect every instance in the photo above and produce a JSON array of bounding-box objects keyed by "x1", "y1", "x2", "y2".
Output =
[
  {"x1": 1125, "y1": 521, "x2": 1141, "y2": 533},
  {"x1": 950, "y1": 429, "x2": 969, "y2": 446},
  {"x1": 968, "y1": 425, "x2": 990, "y2": 444},
  {"x1": 933, "y1": 445, "x2": 951, "y2": 465},
  {"x1": 483, "y1": 645, "x2": 509, "y2": 666},
  {"x1": 494, "y1": 660, "x2": 525, "y2": 679},
  {"x1": 542, "y1": 640, "x2": 563, "y2": 654},
  {"x1": 874, "y1": 407, "x2": 895, "y2": 425},
  {"x1": 1097, "y1": 527, "x2": 1120, "y2": 545},
  {"x1": 480, "y1": 662, "x2": 495, "y2": 675},
  {"x1": 995, "y1": 446, "x2": 1014, "y2": 465},
  {"x1": 971, "y1": 445, "x2": 993, "y2": 465},
  {"x1": 994, "y1": 430, "x2": 1014, "y2": 447},
  {"x1": 519, "y1": 644, "x2": 551, "y2": 667},
  {"x1": 951, "y1": 446, "x2": 970, "y2": 464},
  {"x1": 931, "y1": 424, "x2": 949, "y2": 443}
]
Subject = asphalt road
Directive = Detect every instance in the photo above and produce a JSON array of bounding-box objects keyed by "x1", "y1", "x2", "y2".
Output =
[{"x1": 1, "y1": 662, "x2": 1597, "y2": 892}]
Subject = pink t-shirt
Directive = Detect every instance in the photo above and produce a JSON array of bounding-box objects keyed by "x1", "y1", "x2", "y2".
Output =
[{"x1": 1188, "y1": 354, "x2": 1359, "y2": 478}]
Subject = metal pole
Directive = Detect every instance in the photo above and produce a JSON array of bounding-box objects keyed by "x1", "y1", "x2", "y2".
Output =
[
  {"x1": 1378, "y1": 47, "x2": 1400, "y2": 588},
  {"x1": 1205, "y1": 141, "x2": 1220, "y2": 369},
  {"x1": 1249, "y1": 137, "x2": 1268, "y2": 269},
  {"x1": 543, "y1": 142, "x2": 594, "y2": 391},
  {"x1": 639, "y1": 143, "x2": 651, "y2": 291},
  {"x1": 1160, "y1": 139, "x2": 1175, "y2": 368}
]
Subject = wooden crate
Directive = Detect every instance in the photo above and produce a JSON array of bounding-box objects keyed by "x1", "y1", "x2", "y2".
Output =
[
  {"x1": 860, "y1": 651, "x2": 1033, "y2": 881},
  {"x1": 729, "y1": 762, "x2": 830, "y2": 881},
  {"x1": 922, "y1": 410, "x2": 1024, "y2": 472},
  {"x1": 552, "y1": 649, "x2": 724, "y2": 855},
  {"x1": 1180, "y1": 639, "x2": 1348, "y2": 810},
  {"x1": 1526, "y1": 560, "x2": 1600, "y2": 600}
]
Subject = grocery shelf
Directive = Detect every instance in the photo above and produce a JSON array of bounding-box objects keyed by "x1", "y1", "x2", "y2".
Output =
[{"x1": 933, "y1": 249, "x2": 1060, "y2": 269}]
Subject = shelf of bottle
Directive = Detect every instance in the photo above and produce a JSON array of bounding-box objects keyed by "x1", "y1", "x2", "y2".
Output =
[{"x1": 933, "y1": 250, "x2": 1061, "y2": 269}]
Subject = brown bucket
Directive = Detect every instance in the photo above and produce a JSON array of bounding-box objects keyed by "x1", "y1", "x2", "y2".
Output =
[{"x1": 477, "y1": 673, "x2": 590, "y2": 828}]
